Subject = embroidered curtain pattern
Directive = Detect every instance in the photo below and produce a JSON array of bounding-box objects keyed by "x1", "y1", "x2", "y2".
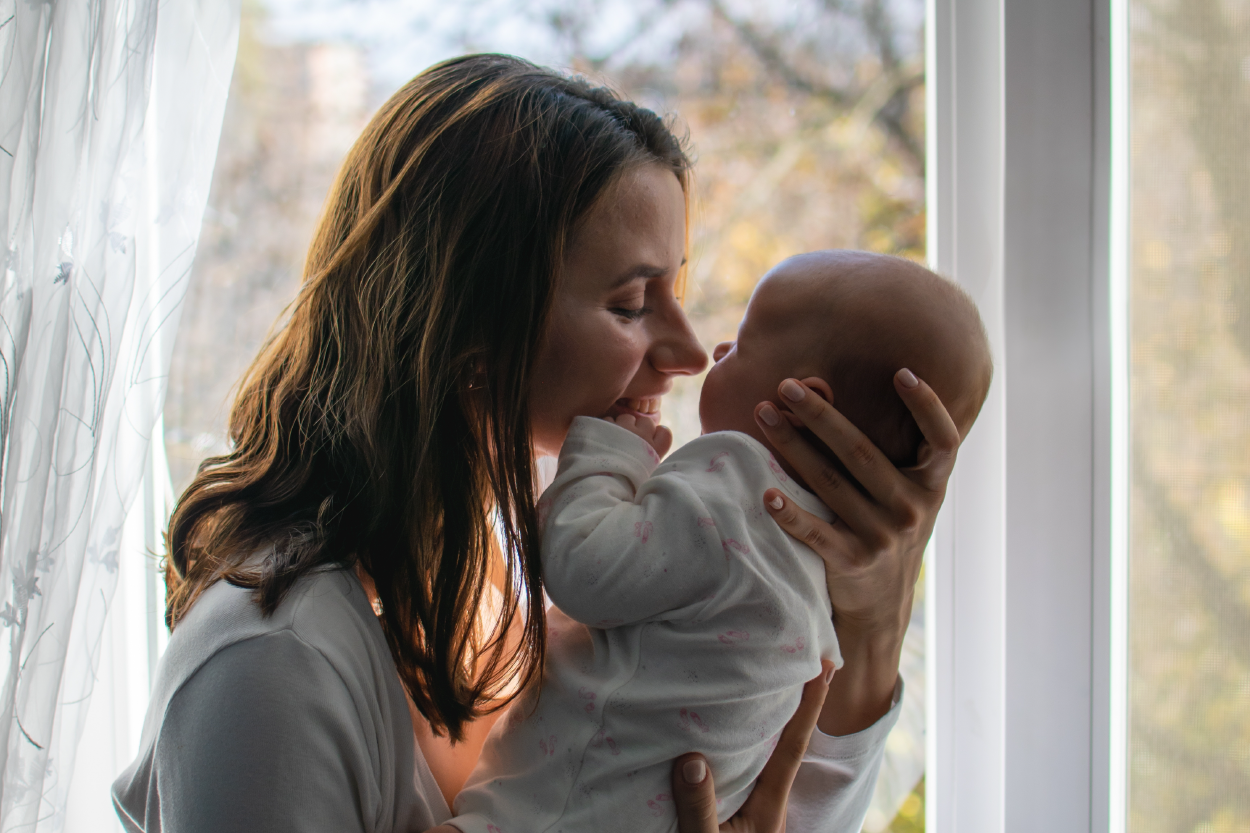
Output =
[{"x1": 0, "y1": 0, "x2": 238, "y2": 826}]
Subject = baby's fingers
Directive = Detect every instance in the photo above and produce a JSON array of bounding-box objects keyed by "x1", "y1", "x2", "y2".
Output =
[{"x1": 653, "y1": 424, "x2": 674, "y2": 458}]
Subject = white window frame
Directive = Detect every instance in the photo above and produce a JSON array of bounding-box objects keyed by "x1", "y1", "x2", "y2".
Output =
[{"x1": 924, "y1": 1, "x2": 1128, "y2": 831}]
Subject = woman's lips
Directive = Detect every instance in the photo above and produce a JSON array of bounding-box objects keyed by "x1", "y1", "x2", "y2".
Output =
[{"x1": 607, "y1": 397, "x2": 662, "y2": 420}]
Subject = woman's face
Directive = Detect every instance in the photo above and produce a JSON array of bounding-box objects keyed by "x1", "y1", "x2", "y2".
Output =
[{"x1": 529, "y1": 163, "x2": 708, "y2": 458}]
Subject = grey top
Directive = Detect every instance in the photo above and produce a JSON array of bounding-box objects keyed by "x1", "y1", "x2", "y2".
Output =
[
  {"x1": 111, "y1": 567, "x2": 450, "y2": 833},
  {"x1": 112, "y1": 564, "x2": 900, "y2": 832}
]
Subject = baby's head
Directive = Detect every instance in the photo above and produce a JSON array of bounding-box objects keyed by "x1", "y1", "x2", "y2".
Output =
[{"x1": 699, "y1": 250, "x2": 992, "y2": 478}]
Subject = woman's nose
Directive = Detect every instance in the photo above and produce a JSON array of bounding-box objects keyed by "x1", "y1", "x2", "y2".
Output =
[
  {"x1": 712, "y1": 341, "x2": 732, "y2": 362},
  {"x1": 650, "y1": 306, "x2": 709, "y2": 376}
]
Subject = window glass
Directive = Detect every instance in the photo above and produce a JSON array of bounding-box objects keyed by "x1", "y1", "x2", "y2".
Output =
[{"x1": 1128, "y1": 2, "x2": 1250, "y2": 830}]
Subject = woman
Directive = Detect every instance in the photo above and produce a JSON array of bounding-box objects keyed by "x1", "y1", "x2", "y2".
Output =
[{"x1": 113, "y1": 55, "x2": 959, "y2": 832}]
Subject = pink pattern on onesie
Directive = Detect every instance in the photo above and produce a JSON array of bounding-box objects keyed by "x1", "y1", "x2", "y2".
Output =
[
  {"x1": 767, "y1": 452, "x2": 789, "y2": 482},
  {"x1": 634, "y1": 521, "x2": 653, "y2": 543},
  {"x1": 718, "y1": 630, "x2": 750, "y2": 645},
  {"x1": 696, "y1": 516, "x2": 716, "y2": 528},
  {"x1": 647, "y1": 794, "x2": 673, "y2": 817},
  {"x1": 706, "y1": 451, "x2": 730, "y2": 472},
  {"x1": 781, "y1": 636, "x2": 806, "y2": 654},
  {"x1": 579, "y1": 687, "x2": 597, "y2": 713},
  {"x1": 538, "y1": 735, "x2": 557, "y2": 756},
  {"x1": 590, "y1": 729, "x2": 621, "y2": 755},
  {"x1": 721, "y1": 538, "x2": 750, "y2": 556},
  {"x1": 679, "y1": 708, "x2": 710, "y2": 733}
]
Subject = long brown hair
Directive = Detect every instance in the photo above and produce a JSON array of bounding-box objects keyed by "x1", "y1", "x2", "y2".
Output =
[{"x1": 165, "y1": 54, "x2": 691, "y2": 739}]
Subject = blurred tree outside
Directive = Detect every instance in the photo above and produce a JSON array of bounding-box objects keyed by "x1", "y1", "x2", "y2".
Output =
[
  {"x1": 1128, "y1": 1, "x2": 1250, "y2": 831},
  {"x1": 163, "y1": 1, "x2": 927, "y2": 829},
  {"x1": 163, "y1": 0, "x2": 372, "y2": 489}
]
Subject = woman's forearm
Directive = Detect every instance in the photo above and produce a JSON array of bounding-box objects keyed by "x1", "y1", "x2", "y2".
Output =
[{"x1": 818, "y1": 620, "x2": 905, "y2": 736}]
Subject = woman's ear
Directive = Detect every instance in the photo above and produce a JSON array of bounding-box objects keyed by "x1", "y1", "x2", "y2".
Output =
[{"x1": 799, "y1": 377, "x2": 834, "y2": 405}]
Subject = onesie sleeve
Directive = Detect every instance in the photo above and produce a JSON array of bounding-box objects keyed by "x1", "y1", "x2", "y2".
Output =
[
  {"x1": 147, "y1": 631, "x2": 377, "y2": 833},
  {"x1": 540, "y1": 416, "x2": 727, "y2": 627},
  {"x1": 785, "y1": 678, "x2": 905, "y2": 832}
]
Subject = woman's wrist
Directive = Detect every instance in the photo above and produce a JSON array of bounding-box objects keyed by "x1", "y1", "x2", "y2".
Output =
[{"x1": 817, "y1": 615, "x2": 907, "y2": 737}]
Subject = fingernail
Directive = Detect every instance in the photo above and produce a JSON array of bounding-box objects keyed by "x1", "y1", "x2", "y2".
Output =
[
  {"x1": 823, "y1": 664, "x2": 836, "y2": 685},
  {"x1": 780, "y1": 379, "x2": 805, "y2": 402},
  {"x1": 897, "y1": 368, "x2": 919, "y2": 388},
  {"x1": 768, "y1": 495, "x2": 784, "y2": 510},
  {"x1": 683, "y1": 759, "x2": 707, "y2": 784},
  {"x1": 758, "y1": 403, "x2": 780, "y2": 426}
]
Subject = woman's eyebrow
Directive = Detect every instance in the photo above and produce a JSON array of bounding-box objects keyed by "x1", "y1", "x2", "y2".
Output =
[{"x1": 609, "y1": 258, "x2": 687, "y2": 288}]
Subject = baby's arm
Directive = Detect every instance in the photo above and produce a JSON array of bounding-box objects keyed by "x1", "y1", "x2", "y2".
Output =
[{"x1": 541, "y1": 416, "x2": 726, "y2": 628}]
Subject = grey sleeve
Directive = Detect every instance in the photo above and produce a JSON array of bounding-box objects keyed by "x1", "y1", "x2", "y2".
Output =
[
  {"x1": 152, "y1": 631, "x2": 375, "y2": 833},
  {"x1": 785, "y1": 679, "x2": 905, "y2": 832}
]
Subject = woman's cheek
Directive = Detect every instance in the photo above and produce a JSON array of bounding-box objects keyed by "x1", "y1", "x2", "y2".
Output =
[{"x1": 589, "y1": 324, "x2": 647, "y2": 388}]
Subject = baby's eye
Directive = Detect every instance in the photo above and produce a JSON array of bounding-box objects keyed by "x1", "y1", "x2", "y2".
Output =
[{"x1": 609, "y1": 306, "x2": 652, "y2": 321}]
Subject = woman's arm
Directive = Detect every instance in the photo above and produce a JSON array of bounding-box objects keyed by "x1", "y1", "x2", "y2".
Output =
[
  {"x1": 754, "y1": 370, "x2": 960, "y2": 734},
  {"x1": 141, "y1": 633, "x2": 375, "y2": 833}
]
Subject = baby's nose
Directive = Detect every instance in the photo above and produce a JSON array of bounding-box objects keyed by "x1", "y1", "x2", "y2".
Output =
[{"x1": 712, "y1": 341, "x2": 733, "y2": 362}]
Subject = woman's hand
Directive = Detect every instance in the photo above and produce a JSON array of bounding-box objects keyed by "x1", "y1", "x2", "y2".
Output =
[
  {"x1": 754, "y1": 370, "x2": 961, "y2": 735},
  {"x1": 671, "y1": 662, "x2": 834, "y2": 833}
]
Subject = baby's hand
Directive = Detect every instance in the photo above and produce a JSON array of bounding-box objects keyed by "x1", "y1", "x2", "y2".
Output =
[{"x1": 604, "y1": 414, "x2": 674, "y2": 459}]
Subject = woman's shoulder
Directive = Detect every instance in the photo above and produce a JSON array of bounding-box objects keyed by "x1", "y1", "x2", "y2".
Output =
[
  {"x1": 113, "y1": 566, "x2": 438, "y2": 833},
  {"x1": 152, "y1": 566, "x2": 386, "y2": 709}
]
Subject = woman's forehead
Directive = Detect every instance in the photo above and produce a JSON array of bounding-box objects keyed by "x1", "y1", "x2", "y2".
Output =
[{"x1": 563, "y1": 164, "x2": 686, "y2": 291}]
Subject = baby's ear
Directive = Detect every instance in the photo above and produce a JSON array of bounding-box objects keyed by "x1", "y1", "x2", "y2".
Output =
[{"x1": 799, "y1": 377, "x2": 835, "y2": 405}]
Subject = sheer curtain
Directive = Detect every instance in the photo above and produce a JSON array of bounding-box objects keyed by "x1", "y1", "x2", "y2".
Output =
[{"x1": 0, "y1": 0, "x2": 239, "y2": 827}]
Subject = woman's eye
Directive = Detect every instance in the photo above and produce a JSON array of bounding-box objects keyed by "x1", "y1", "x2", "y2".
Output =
[{"x1": 609, "y1": 306, "x2": 652, "y2": 321}]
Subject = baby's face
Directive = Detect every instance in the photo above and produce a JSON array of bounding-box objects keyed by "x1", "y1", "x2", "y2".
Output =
[{"x1": 698, "y1": 271, "x2": 814, "y2": 445}]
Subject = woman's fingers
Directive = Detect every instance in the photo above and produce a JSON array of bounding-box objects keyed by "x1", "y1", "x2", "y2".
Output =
[
  {"x1": 754, "y1": 399, "x2": 886, "y2": 536},
  {"x1": 672, "y1": 754, "x2": 719, "y2": 833},
  {"x1": 762, "y1": 488, "x2": 853, "y2": 559},
  {"x1": 894, "y1": 369, "x2": 961, "y2": 493},
  {"x1": 777, "y1": 377, "x2": 904, "y2": 506},
  {"x1": 735, "y1": 662, "x2": 834, "y2": 830}
]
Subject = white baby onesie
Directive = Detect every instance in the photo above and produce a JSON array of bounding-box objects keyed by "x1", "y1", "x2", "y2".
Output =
[{"x1": 453, "y1": 416, "x2": 842, "y2": 833}]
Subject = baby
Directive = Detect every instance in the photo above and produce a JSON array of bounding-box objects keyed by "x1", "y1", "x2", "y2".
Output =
[{"x1": 451, "y1": 250, "x2": 992, "y2": 833}]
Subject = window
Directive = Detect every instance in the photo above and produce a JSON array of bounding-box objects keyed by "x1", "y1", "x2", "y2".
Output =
[
  {"x1": 926, "y1": 1, "x2": 1248, "y2": 830},
  {"x1": 1125, "y1": 2, "x2": 1250, "y2": 830}
]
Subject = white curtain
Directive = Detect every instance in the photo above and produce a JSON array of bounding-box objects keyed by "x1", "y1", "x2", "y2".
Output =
[{"x1": 0, "y1": 0, "x2": 239, "y2": 827}]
